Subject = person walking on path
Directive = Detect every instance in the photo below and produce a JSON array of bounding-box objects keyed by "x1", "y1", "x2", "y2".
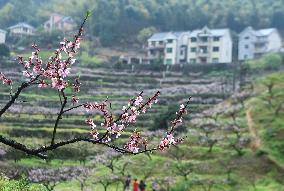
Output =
[
  {"x1": 139, "y1": 180, "x2": 146, "y2": 191},
  {"x1": 124, "y1": 175, "x2": 131, "y2": 191},
  {"x1": 133, "y1": 179, "x2": 139, "y2": 191}
]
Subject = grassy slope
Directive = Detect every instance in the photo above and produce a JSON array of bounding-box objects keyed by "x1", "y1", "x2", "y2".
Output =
[
  {"x1": 246, "y1": 71, "x2": 284, "y2": 166},
  {"x1": 1, "y1": 52, "x2": 284, "y2": 190}
]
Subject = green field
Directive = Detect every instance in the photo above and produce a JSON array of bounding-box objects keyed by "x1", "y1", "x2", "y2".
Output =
[{"x1": 0, "y1": 52, "x2": 284, "y2": 191}]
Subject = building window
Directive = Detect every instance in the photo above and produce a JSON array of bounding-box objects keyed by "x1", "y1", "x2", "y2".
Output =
[
  {"x1": 244, "y1": 55, "x2": 248, "y2": 59},
  {"x1": 166, "y1": 48, "x2": 173, "y2": 53},
  {"x1": 212, "y1": 58, "x2": 219, "y2": 63},
  {"x1": 201, "y1": 37, "x2": 208, "y2": 42},
  {"x1": 180, "y1": 50, "x2": 184, "y2": 55},
  {"x1": 191, "y1": 37, "x2": 197, "y2": 42},
  {"x1": 213, "y1": 47, "x2": 219, "y2": 52},
  {"x1": 200, "y1": 46, "x2": 208, "y2": 53},
  {"x1": 151, "y1": 41, "x2": 155, "y2": 46},
  {"x1": 150, "y1": 50, "x2": 155, "y2": 56},
  {"x1": 245, "y1": 44, "x2": 249, "y2": 49},
  {"x1": 166, "y1": 59, "x2": 172, "y2": 65},
  {"x1": 190, "y1": 59, "x2": 196, "y2": 63},
  {"x1": 245, "y1": 36, "x2": 250, "y2": 40},
  {"x1": 159, "y1": 41, "x2": 163, "y2": 45},
  {"x1": 213, "y1": 36, "x2": 220, "y2": 41},
  {"x1": 191, "y1": 47, "x2": 196, "y2": 52},
  {"x1": 200, "y1": 57, "x2": 207, "y2": 63},
  {"x1": 167, "y1": 39, "x2": 173, "y2": 43}
]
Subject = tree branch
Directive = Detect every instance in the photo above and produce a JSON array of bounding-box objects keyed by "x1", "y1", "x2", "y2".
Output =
[
  {"x1": 0, "y1": 82, "x2": 29, "y2": 117},
  {"x1": 0, "y1": 133, "x2": 158, "y2": 160},
  {"x1": 51, "y1": 90, "x2": 68, "y2": 145}
]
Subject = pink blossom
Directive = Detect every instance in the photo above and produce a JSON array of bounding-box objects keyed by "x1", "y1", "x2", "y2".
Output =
[
  {"x1": 58, "y1": 68, "x2": 70, "y2": 78},
  {"x1": 142, "y1": 107, "x2": 147, "y2": 113},
  {"x1": 42, "y1": 69, "x2": 54, "y2": 78},
  {"x1": 124, "y1": 131, "x2": 147, "y2": 153},
  {"x1": 73, "y1": 78, "x2": 81, "y2": 92},
  {"x1": 23, "y1": 71, "x2": 34, "y2": 78},
  {"x1": 72, "y1": 95, "x2": 79, "y2": 104},
  {"x1": 29, "y1": 52, "x2": 36, "y2": 60},
  {"x1": 85, "y1": 119, "x2": 96, "y2": 129},
  {"x1": 134, "y1": 96, "x2": 143, "y2": 106},
  {"x1": 33, "y1": 62, "x2": 43, "y2": 74},
  {"x1": 83, "y1": 102, "x2": 107, "y2": 112},
  {"x1": 51, "y1": 78, "x2": 66, "y2": 90},
  {"x1": 24, "y1": 61, "x2": 32, "y2": 69},
  {"x1": 158, "y1": 134, "x2": 177, "y2": 151},
  {"x1": 0, "y1": 72, "x2": 12, "y2": 85},
  {"x1": 90, "y1": 130, "x2": 99, "y2": 140},
  {"x1": 38, "y1": 80, "x2": 48, "y2": 88},
  {"x1": 70, "y1": 59, "x2": 76, "y2": 65}
]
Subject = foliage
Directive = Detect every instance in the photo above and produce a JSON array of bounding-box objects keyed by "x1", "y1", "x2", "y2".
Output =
[
  {"x1": 245, "y1": 53, "x2": 282, "y2": 71},
  {"x1": 137, "y1": 27, "x2": 157, "y2": 43},
  {"x1": 1, "y1": 0, "x2": 284, "y2": 46},
  {"x1": 0, "y1": 13, "x2": 189, "y2": 161},
  {"x1": 0, "y1": 175, "x2": 46, "y2": 191},
  {"x1": 35, "y1": 30, "x2": 64, "y2": 48},
  {"x1": 151, "y1": 104, "x2": 180, "y2": 131},
  {"x1": 247, "y1": 72, "x2": 284, "y2": 165},
  {"x1": 28, "y1": 167, "x2": 85, "y2": 191},
  {"x1": 0, "y1": 44, "x2": 10, "y2": 58},
  {"x1": 78, "y1": 52, "x2": 102, "y2": 66}
]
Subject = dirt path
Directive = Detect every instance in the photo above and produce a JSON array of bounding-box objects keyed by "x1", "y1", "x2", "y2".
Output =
[{"x1": 246, "y1": 108, "x2": 261, "y2": 150}]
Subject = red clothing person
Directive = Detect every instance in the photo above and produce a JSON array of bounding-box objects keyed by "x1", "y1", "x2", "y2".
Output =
[{"x1": 133, "y1": 179, "x2": 139, "y2": 191}]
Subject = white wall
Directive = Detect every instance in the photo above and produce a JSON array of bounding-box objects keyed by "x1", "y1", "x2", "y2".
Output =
[
  {"x1": 267, "y1": 30, "x2": 282, "y2": 52},
  {"x1": 164, "y1": 39, "x2": 177, "y2": 65},
  {"x1": 238, "y1": 31, "x2": 255, "y2": 60},
  {"x1": 0, "y1": 32, "x2": 6, "y2": 43},
  {"x1": 220, "y1": 31, "x2": 232, "y2": 63}
]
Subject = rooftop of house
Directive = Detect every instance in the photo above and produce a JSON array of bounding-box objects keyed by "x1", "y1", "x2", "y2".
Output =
[
  {"x1": 240, "y1": 26, "x2": 277, "y2": 37},
  {"x1": 0, "y1": 29, "x2": 6, "y2": 34},
  {"x1": 62, "y1": 16, "x2": 74, "y2": 23},
  {"x1": 45, "y1": 13, "x2": 75, "y2": 25},
  {"x1": 190, "y1": 26, "x2": 230, "y2": 37},
  {"x1": 148, "y1": 31, "x2": 190, "y2": 41},
  {"x1": 255, "y1": 28, "x2": 276, "y2": 36},
  {"x1": 8, "y1": 23, "x2": 35, "y2": 30}
]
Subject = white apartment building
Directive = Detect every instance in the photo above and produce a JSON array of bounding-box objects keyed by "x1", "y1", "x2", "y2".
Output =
[
  {"x1": 8, "y1": 23, "x2": 35, "y2": 36},
  {"x1": 187, "y1": 26, "x2": 233, "y2": 64},
  {"x1": 147, "y1": 27, "x2": 232, "y2": 65},
  {"x1": 147, "y1": 32, "x2": 190, "y2": 65},
  {"x1": 0, "y1": 29, "x2": 6, "y2": 44},
  {"x1": 238, "y1": 27, "x2": 282, "y2": 60}
]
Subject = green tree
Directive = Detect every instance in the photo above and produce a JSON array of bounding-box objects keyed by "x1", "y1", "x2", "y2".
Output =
[
  {"x1": 137, "y1": 26, "x2": 157, "y2": 43},
  {"x1": 0, "y1": 43, "x2": 10, "y2": 58}
]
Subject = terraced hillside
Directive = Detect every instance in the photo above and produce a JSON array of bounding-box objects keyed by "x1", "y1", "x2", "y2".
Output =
[
  {"x1": 0, "y1": 59, "x2": 232, "y2": 144},
  {"x1": 1, "y1": 54, "x2": 284, "y2": 191}
]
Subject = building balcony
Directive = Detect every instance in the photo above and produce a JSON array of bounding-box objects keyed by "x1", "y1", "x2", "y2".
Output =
[
  {"x1": 197, "y1": 40, "x2": 211, "y2": 46},
  {"x1": 196, "y1": 50, "x2": 210, "y2": 57},
  {"x1": 254, "y1": 46, "x2": 267, "y2": 53},
  {"x1": 254, "y1": 38, "x2": 268, "y2": 44},
  {"x1": 147, "y1": 44, "x2": 165, "y2": 50},
  {"x1": 147, "y1": 52, "x2": 165, "y2": 60}
]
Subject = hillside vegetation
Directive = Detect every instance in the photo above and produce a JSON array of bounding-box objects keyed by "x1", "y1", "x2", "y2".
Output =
[
  {"x1": 0, "y1": 50, "x2": 284, "y2": 190},
  {"x1": 1, "y1": 0, "x2": 284, "y2": 46}
]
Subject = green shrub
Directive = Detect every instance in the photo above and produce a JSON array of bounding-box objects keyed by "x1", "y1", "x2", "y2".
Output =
[
  {"x1": 0, "y1": 44, "x2": 10, "y2": 58},
  {"x1": 245, "y1": 53, "x2": 282, "y2": 71},
  {"x1": 0, "y1": 176, "x2": 46, "y2": 191}
]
